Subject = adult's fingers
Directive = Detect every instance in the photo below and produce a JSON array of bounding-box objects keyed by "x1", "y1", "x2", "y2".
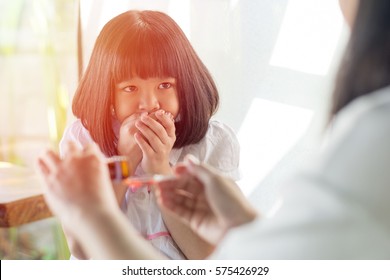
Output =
[
  {"x1": 36, "y1": 157, "x2": 50, "y2": 176},
  {"x1": 38, "y1": 150, "x2": 61, "y2": 173},
  {"x1": 66, "y1": 141, "x2": 81, "y2": 154},
  {"x1": 83, "y1": 142, "x2": 104, "y2": 158},
  {"x1": 61, "y1": 141, "x2": 83, "y2": 157},
  {"x1": 156, "y1": 178, "x2": 197, "y2": 220},
  {"x1": 157, "y1": 173, "x2": 204, "y2": 210}
]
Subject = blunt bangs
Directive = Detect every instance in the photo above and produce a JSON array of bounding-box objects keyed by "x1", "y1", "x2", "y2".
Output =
[{"x1": 111, "y1": 28, "x2": 180, "y2": 83}]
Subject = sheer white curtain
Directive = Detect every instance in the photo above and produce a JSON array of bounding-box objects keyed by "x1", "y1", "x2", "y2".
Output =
[
  {"x1": 0, "y1": 0, "x2": 78, "y2": 167},
  {"x1": 79, "y1": 0, "x2": 349, "y2": 213}
]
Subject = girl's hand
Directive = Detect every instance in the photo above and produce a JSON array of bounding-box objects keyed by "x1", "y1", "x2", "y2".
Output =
[
  {"x1": 117, "y1": 113, "x2": 143, "y2": 172},
  {"x1": 134, "y1": 110, "x2": 176, "y2": 175},
  {"x1": 156, "y1": 155, "x2": 258, "y2": 246}
]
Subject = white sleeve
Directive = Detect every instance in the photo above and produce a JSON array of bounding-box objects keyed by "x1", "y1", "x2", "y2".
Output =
[
  {"x1": 211, "y1": 91, "x2": 390, "y2": 259},
  {"x1": 59, "y1": 119, "x2": 94, "y2": 157}
]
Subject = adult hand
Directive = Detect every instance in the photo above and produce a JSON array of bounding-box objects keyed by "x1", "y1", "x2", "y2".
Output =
[
  {"x1": 156, "y1": 155, "x2": 258, "y2": 245},
  {"x1": 135, "y1": 110, "x2": 176, "y2": 175},
  {"x1": 36, "y1": 142, "x2": 119, "y2": 237},
  {"x1": 37, "y1": 142, "x2": 165, "y2": 260},
  {"x1": 62, "y1": 224, "x2": 88, "y2": 259}
]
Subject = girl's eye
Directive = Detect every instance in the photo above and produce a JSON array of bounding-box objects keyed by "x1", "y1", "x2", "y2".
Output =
[
  {"x1": 158, "y1": 82, "x2": 172, "y2": 89},
  {"x1": 123, "y1": 85, "x2": 136, "y2": 92}
]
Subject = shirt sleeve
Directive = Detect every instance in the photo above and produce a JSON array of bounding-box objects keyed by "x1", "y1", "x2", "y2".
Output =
[
  {"x1": 59, "y1": 119, "x2": 94, "y2": 157},
  {"x1": 211, "y1": 89, "x2": 390, "y2": 259}
]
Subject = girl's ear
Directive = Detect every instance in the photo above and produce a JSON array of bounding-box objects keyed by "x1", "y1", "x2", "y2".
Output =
[{"x1": 110, "y1": 105, "x2": 116, "y2": 117}]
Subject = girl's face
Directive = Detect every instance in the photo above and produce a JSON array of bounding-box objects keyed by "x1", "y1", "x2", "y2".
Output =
[{"x1": 114, "y1": 76, "x2": 179, "y2": 123}]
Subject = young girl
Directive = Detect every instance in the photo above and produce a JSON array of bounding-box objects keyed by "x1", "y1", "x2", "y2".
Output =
[{"x1": 59, "y1": 10, "x2": 240, "y2": 259}]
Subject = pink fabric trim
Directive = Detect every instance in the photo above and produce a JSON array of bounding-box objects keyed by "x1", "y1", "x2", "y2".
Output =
[{"x1": 146, "y1": 231, "x2": 171, "y2": 240}]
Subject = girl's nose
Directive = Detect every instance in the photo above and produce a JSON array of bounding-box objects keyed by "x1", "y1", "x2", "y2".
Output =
[{"x1": 138, "y1": 93, "x2": 160, "y2": 112}]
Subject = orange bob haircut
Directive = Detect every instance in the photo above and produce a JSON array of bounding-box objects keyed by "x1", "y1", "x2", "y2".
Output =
[{"x1": 72, "y1": 10, "x2": 219, "y2": 156}]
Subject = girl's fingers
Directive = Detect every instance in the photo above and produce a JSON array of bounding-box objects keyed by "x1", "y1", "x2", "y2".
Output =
[
  {"x1": 120, "y1": 113, "x2": 142, "y2": 136},
  {"x1": 155, "y1": 110, "x2": 176, "y2": 138},
  {"x1": 139, "y1": 111, "x2": 175, "y2": 143},
  {"x1": 135, "y1": 120, "x2": 163, "y2": 150},
  {"x1": 140, "y1": 115, "x2": 165, "y2": 138},
  {"x1": 122, "y1": 112, "x2": 142, "y2": 126},
  {"x1": 134, "y1": 132, "x2": 155, "y2": 154}
]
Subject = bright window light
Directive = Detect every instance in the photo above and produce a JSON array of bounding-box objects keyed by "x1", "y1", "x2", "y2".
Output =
[
  {"x1": 81, "y1": 0, "x2": 131, "y2": 33},
  {"x1": 81, "y1": 0, "x2": 191, "y2": 39},
  {"x1": 238, "y1": 98, "x2": 313, "y2": 196},
  {"x1": 168, "y1": 0, "x2": 190, "y2": 38},
  {"x1": 48, "y1": 107, "x2": 58, "y2": 143},
  {"x1": 230, "y1": 0, "x2": 239, "y2": 10},
  {"x1": 0, "y1": 162, "x2": 13, "y2": 168},
  {"x1": 270, "y1": 0, "x2": 343, "y2": 75}
]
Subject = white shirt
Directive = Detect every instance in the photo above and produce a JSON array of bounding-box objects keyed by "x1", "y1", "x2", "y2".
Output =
[
  {"x1": 213, "y1": 86, "x2": 390, "y2": 259},
  {"x1": 60, "y1": 119, "x2": 240, "y2": 259}
]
